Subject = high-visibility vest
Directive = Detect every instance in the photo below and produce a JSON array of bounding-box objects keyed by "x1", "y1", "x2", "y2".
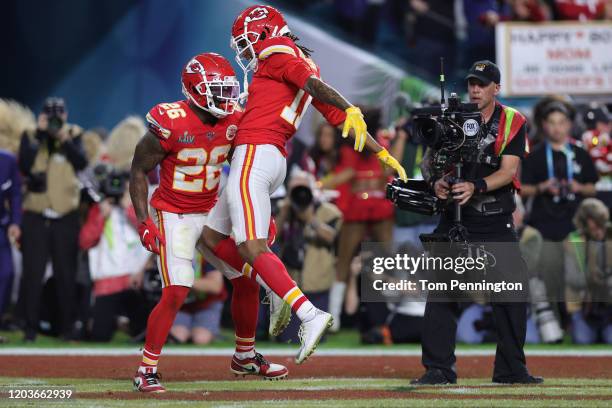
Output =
[{"x1": 493, "y1": 102, "x2": 529, "y2": 190}]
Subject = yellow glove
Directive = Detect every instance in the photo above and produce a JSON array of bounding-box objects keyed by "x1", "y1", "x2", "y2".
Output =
[
  {"x1": 342, "y1": 106, "x2": 368, "y2": 152},
  {"x1": 377, "y1": 148, "x2": 408, "y2": 182}
]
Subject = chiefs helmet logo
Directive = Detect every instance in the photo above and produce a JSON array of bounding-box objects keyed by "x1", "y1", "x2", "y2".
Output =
[
  {"x1": 245, "y1": 6, "x2": 269, "y2": 23},
  {"x1": 226, "y1": 124, "x2": 238, "y2": 140},
  {"x1": 186, "y1": 59, "x2": 205, "y2": 74}
]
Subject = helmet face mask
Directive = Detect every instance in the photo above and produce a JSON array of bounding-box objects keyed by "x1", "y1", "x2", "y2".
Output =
[
  {"x1": 230, "y1": 31, "x2": 260, "y2": 73},
  {"x1": 230, "y1": 5, "x2": 289, "y2": 75},
  {"x1": 181, "y1": 55, "x2": 240, "y2": 118}
]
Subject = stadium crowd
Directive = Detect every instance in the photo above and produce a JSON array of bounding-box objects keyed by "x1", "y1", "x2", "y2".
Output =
[
  {"x1": 275, "y1": 0, "x2": 612, "y2": 81},
  {"x1": 0, "y1": 91, "x2": 610, "y2": 346}
]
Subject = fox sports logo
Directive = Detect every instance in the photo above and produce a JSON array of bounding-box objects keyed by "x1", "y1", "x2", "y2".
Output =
[{"x1": 463, "y1": 119, "x2": 480, "y2": 137}]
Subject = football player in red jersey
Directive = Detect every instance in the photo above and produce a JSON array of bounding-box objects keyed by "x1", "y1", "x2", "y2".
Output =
[
  {"x1": 202, "y1": 4, "x2": 408, "y2": 365},
  {"x1": 130, "y1": 53, "x2": 288, "y2": 393}
]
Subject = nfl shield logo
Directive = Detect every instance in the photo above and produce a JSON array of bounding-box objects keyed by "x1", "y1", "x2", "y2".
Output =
[{"x1": 207, "y1": 131, "x2": 215, "y2": 141}]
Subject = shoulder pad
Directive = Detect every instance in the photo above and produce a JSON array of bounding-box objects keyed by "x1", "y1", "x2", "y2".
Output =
[
  {"x1": 146, "y1": 103, "x2": 178, "y2": 139},
  {"x1": 256, "y1": 36, "x2": 297, "y2": 60}
]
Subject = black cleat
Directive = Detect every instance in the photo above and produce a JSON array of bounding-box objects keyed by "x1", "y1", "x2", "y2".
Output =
[{"x1": 410, "y1": 369, "x2": 456, "y2": 385}]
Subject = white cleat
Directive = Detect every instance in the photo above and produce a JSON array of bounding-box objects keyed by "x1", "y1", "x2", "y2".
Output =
[
  {"x1": 295, "y1": 309, "x2": 333, "y2": 365},
  {"x1": 267, "y1": 290, "x2": 291, "y2": 337}
]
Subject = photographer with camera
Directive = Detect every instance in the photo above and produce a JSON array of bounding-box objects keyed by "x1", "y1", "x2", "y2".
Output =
[
  {"x1": 17, "y1": 97, "x2": 88, "y2": 341},
  {"x1": 521, "y1": 102, "x2": 598, "y2": 310},
  {"x1": 564, "y1": 198, "x2": 612, "y2": 345},
  {"x1": 410, "y1": 60, "x2": 541, "y2": 385},
  {"x1": 275, "y1": 170, "x2": 343, "y2": 343},
  {"x1": 79, "y1": 166, "x2": 149, "y2": 341}
]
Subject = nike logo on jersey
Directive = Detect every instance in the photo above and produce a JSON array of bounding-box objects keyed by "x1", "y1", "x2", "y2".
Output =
[{"x1": 178, "y1": 131, "x2": 195, "y2": 144}]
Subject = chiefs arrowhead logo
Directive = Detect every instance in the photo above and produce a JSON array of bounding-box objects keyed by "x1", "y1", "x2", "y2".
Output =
[{"x1": 186, "y1": 59, "x2": 205, "y2": 74}]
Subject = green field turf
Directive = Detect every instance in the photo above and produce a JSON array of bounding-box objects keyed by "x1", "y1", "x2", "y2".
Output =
[
  {"x1": 0, "y1": 377, "x2": 610, "y2": 407},
  {"x1": 2, "y1": 328, "x2": 611, "y2": 352}
]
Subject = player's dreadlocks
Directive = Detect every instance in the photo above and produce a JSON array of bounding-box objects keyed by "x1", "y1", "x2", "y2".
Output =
[{"x1": 283, "y1": 33, "x2": 313, "y2": 58}]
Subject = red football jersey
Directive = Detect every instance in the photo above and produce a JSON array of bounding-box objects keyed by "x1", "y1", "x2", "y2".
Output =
[
  {"x1": 237, "y1": 36, "x2": 347, "y2": 156},
  {"x1": 145, "y1": 100, "x2": 240, "y2": 213}
]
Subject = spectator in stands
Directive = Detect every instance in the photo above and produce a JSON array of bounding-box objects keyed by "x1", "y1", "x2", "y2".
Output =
[
  {"x1": 508, "y1": 0, "x2": 550, "y2": 21},
  {"x1": 521, "y1": 101, "x2": 598, "y2": 308},
  {"x1": 0, "y1": 151, "x2": 21, "y2": 324},
  {"x1": 606, "y1": 0, "x2": 612, "y2": 19},
  {"x1": 403, "y1": 0, "x2": 458, "y2": 80},
  {"x1": 17, "y1": 97, "x2": 88, "y2": 341},
  {"x1": 530, "y1": 96, "x2": 576, "y2": 147},
  {"x1": 322, "y1": 107, "x2": 401, "y2": 332},
  {"x1": 302, "y1": 123, "x2": 342, "y2": 184},
  {"x1": 79, "y1": 173, "x2": 149, "y2": 341},
  {"x1": 564, "y1": 198, "x2": 612, "y2": 344},
  {"x1": 0, "y1": 100, "x2": 32, "y2": 327},
  {"x1": 463, "y1": 0, "x2": 512, "y2": 62},
  {"x1": 333, "y1": 0, "x2": 384, "y2": 44},
  {"x1": 275, "y1": 169, "x2": 343, "y2": 342},
  {"x1": 554, "y1": 0, "x2": 605, "y2": 20},
  {"x1": 171, "y1": 254, "x2": 227, "y2": 345}
]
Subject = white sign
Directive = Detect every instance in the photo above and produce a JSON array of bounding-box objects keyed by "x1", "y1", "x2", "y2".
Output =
[{"x1": 496, "y1": 22, "x2": 612, "y2": 96}]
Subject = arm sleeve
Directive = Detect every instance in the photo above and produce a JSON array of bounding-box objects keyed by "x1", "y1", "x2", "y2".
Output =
[
  {"x1": 264, "y1": 53, "x2": 315, "y2": 90},
  {"x1": 18, "y1": 131, "x2": 40, "y2": 175},
  {"x1": 146, "y1": 107, "x2": 173, "y2": 152},
  {"x1": 502, "y1": 124, "x2": 527, "y2": 158},
  {"x1": 8, "y1": 157, "x2": 22, "y2": 226},
  {"x1": 61, "y1": 134, "x2": 88, "y2": 171},
  {"x1": 577, "y1": 148, "x2": 599, "y2": 184},
  {"x1": 312, "y1": 98, "x2": 347, "y2": 127}
]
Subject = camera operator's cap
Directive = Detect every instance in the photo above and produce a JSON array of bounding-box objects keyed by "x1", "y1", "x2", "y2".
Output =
[{"x1": 465, "y1": 60, "x2": 501, "y2": 85}]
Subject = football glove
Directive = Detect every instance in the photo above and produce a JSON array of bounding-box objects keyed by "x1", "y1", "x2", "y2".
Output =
[
  {"x1": 377, "y1": 148, "x2": 408, "y2": 182},
  {"x1": 138, "y1": 217, "x2": 166, "y2": 255},
  {"x1": 342, "y1": 106, "x2": 368, "y2": 152}
]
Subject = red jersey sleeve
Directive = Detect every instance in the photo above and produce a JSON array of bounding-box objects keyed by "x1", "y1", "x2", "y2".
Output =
[
  {"x1": 145, "y1": 104, "x2": 174, "y2": 152},
  {"x1": 263, "y1": 53, "x2": 314, "y2": 89},
  {"x1": 312, "y1": 98, "x2": 347, "y2": 127}
]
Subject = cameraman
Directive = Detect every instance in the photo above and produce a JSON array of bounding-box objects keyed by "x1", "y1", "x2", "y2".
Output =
[
  {"x1": 275, "y1": 170, "x2": 342, "y2": 342},
  {"x1": 17, "y1": 97, "x2": 88, "y2": 341},
  {"x1": 79, "y1": 169, "x2": 149, "y2": 341},
  {"x1": 413, "y1": 61, "x2": 542, "y2": 385}
]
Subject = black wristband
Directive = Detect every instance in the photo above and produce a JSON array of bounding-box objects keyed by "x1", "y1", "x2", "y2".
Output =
[{"x1": 472, "y1": 178, "x2": 487, "y2": 195}]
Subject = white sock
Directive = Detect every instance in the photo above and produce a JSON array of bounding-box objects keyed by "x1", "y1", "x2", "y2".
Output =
[
  {"x1": 296, "y1": 300, "x2": 316, "y2": 322},
  {"x1": 234, "y1": 350, "x2": 256, "y2": 360},
  {"x1": 329, "y1": 282, "x2": 346, "y2": 321}
]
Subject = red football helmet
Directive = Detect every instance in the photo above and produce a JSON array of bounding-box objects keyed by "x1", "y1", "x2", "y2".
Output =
[
  {"x1": 230, "y1": 5, "x2": 289, "y2": 73},
  {"x1": 181, "y1": 53, "x2": 240, "y2": 118}
]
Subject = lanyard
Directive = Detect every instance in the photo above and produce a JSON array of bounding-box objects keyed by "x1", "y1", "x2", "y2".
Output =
[{"x1": 546, "y1": 142, "x2": 573, "y2": 182}]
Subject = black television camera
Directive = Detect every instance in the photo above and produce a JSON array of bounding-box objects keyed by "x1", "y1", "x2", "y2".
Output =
[
  {"x1": 82, "y1": 163, "x2": 129, "y2": 204},
  {"x1": 386, "y1": 60, "x2": 485, "y2": 242}
]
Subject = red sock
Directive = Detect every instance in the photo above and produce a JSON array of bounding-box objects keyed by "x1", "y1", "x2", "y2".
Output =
[
  {"x1": 231, "y1": 276, "x2": 259, "y2": 357},
  {"x1": 253, "y1": 252, "x2": 309, "y2": 313},
  {"x1": 212, "y1": 238, "x2": 251, "y2": 276},
  {"x1": 140, "y1": 285, "x2": 189, "y2": 373}
]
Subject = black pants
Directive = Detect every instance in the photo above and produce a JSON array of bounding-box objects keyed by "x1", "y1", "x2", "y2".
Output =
[
  {"x1": 18, "y1": 211, "x2": 79, "y2": 337},
  {"x1": 90, "y1": 289, "x2": 148, "y2": 342},
  {"x1": 421, "y1": 218, "x2": 529, "y2": 382}
]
